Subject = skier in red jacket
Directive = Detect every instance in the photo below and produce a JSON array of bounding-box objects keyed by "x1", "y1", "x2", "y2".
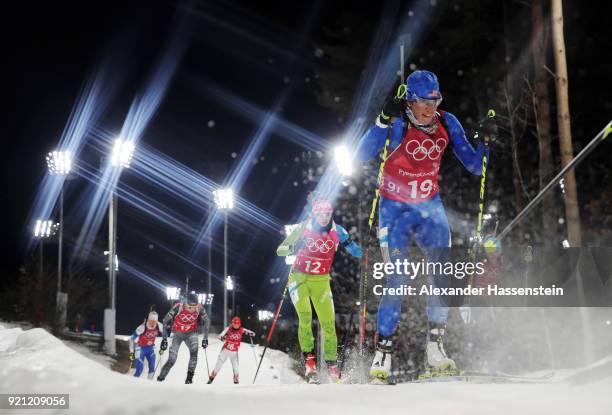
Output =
[{"x1": 207, "y1": 316, "x2": 255, "y2": 384}]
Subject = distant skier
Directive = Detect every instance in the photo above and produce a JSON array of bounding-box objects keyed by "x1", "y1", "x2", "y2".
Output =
[
  {"x1": 357, "y1": 70, "x2": 490, "y2": 382},
  {"x1": 207, "y1": 316, "x2": 255, "y2": 384},
  {"x1": 157, "y1": 293, "x2": 209, "y2": 384},
  {"x1": 277, "y1": 196, "x2": 362, "y2": 383},
  {"x1": 129, "y1": 311, "x2": 163, "y2": 379}
]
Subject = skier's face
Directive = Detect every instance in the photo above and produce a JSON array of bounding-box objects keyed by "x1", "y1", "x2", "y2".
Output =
[
  {"x1": 146, "y1": 320, "x2": 157, "y2": 329},
  {"x1": 408, "y1": 99, "x2": 439, "y2": 125},
  {"x1": 314, "y1": 211, "x2": 332, "y2": 226}
]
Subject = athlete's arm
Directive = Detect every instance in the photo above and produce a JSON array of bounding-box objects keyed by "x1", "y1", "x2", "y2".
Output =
[
  {"x1": 443, "y1": 111, "x2": 489, "y2": 176},
  {"x1": 276, "y1": 221, "x2": 306, "y2": 256},
  {"x1": 129, "y1": 324, "x2": 145, "y2": 353},
  {"x1": 219, "y1": 326, "x2": 230, "y2": 341},
  {"x1": 161, "y1": 303, "x2": 180, "y2": 338},
  {"x1": 356, "y1": 117, "x2": 404, "y2": 161},
  {"x1": 336, "y1": 224, "x2": 363, "y2": 258},
  {"x1": 198, "y1": 307, "x2": 209, "y2": 339}
]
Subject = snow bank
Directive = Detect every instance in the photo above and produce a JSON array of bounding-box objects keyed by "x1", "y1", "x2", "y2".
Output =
[{"x1": 1, "y1": 324, "x2": 611, "y2": 415}]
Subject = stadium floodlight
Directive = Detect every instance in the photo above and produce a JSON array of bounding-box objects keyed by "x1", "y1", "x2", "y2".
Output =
[
  {"x1": 197, "y1": 293, "x2": 215, "y2": 305},
  {"x1": 34, "y1": 219, "x2": 57, "y2": 238},
  {"x1": 334, "y1": 144, "x2": 353, "y2": 177},
  {"x1": 166, "y1": 286, "x2": 181, "y2": 301},
  {"x1": 46, "y1": 150, "x2": 72, "y2": 175},
  {"x1": 213, "y1": 188, "x2": 234, "y2": 210},
  {"x1": 214, "y1": 187, "x2": 234, "y2": 326},
  {"x1": 258, "y1": 310, "x2": 274, "y2": 321},
  {"x1": 111, "y1": 138, "x2": 135, "y2": 168},
  {"x1": 284, "y1": 224, "x2": 300, "y2": 265},
  {"x1": 226, "y1": 275, "x2": 234, "y2": 291},
  {"x1": 46, "y1": 149, "x2": 72, "y2": 331}
]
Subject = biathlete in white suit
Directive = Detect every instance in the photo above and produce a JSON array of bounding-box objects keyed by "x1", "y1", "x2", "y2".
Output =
[{"x1": 207, "y1": 316, "x2": 255, "y2": 384}]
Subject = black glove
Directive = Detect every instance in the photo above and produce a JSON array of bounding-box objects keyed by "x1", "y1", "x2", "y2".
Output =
[
  {"x1": 479, "y1": 111, "x2": 498, "y2": 143},
  {"x1": 380, "y1": 97, "x2": 405, "y2": 125},
  {"x1": 160, "y1": 338, "x2": 168, "y2": 351},
  {"x1": 128, "y1": 352, "x2": 135, "y2": 361},
  {"x1": 201, "y1": 338, "x2": 208, "y2": 349}
]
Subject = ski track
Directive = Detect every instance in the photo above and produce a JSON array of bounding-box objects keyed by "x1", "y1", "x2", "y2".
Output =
[{"x1": 0, "y1": 323, "x2": 611, "y2": 415}]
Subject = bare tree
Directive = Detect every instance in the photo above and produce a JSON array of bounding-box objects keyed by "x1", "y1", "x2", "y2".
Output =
[
  {"x1": 531, "y1": 0, "x2": 556, "y2": 242},
  {"x1": 551, "y1": 0, "x2": 582, "y2": 246}
]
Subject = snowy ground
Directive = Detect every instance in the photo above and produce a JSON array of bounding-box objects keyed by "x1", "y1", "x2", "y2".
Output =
[{"x1": 1, "y1": 323, "x2": 611, "y2": 415}]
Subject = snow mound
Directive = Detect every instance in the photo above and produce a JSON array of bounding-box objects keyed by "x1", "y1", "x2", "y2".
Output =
[{"x1": 1, "y1": 324, "x2": 611, "y2": 415}]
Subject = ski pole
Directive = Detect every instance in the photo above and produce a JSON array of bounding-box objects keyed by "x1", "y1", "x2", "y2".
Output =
[
  {"x1": 204, "y1": 347, "x2": 210, "y2": 377},
  {"x1": 497, "y1": 120, "x2": 612, "y2": 241},
  {"x1": 249, "y1": 335, "x2": 258, "y2": 366},
  {"x1": 465, "y1": 110, "x2": 496, "y2": 312},
  {"x1": 253, "y1": 282, "x2": 289, "y2": 384},
  {"x1": 153, "y1": 350, "x2": 164, "y2": 377}
]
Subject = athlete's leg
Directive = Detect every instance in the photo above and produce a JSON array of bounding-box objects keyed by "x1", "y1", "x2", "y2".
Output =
[
  {"x1": 229, "y1": 351, "x2": 239, "y2": 383},
  {"x1": 413, "y1": 195, "x2": 452, "y2": 325},
  {"x1": 309, "y1": 277, "x2": 337, "y2": 362},
  {"x1": 145, "y1": 346, "x2": 156, "y2": 376},
  {"x1": 289, "y1": 272, "x2": 315, "y2": 354},
  {"x1": 159, "y1": 333, "x2": 185, "y2": 379},
  {"x1": 134, "y1": 347, "x2": 145, "y2": 377},
  {"x1": 186, "y1": 332, "x2": 199, "y2": 373},
  {"x1": 376, "y1": 196, "x2": 413, "y2": 337},
  {"x1": 211, "y1": 348, "x2": 229, "y2": 376}
]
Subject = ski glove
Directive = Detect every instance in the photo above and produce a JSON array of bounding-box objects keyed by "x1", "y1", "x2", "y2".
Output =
[
  {"x1": 290, "y1": 238, "x2": 306, "y2": 256},
  {"x1": 344, "y1": 241, "x2": 363, "y2": 258},
  {"x1": 479, "y1": 114, "x2": 498, "y2": 143},
  {"x1": 201, "y1": 338, "x2": 208, "y2": 349},
  {"x1": 128, "y1": 352, "x2": 135, "y2": 361},
  {"x1": 380, "y1": 97, "x2": 405, "y2": 125},
  {"x1": 160, "y1": 338, "x2": 168, "y2": 351}
]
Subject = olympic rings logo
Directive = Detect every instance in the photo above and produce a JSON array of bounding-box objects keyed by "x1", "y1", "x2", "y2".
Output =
[
  {"x1": 405, "y1": 138, "x2": 447, "y2": 161},
  {"x1": 178, "y1": 314, "x2": 197, "y2": 323},
  {"x1": 305, "y1": 238, "x2": 335, "y2": 253}
]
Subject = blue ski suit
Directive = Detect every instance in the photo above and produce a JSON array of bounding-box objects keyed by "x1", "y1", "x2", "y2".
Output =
[{"x1": 357, "y1": 111, "x2": 487, "y2": 336}]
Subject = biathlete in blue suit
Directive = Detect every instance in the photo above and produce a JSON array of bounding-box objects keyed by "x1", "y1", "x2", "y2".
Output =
[
  {"x1": 129, "y1": 311, "x2": 163, "y2": 379},
  {"x1": 356, "y1": 70, "x2": 489, "y2": 382}
]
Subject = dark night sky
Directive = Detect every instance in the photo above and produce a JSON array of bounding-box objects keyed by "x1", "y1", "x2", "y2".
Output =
[
  {"x1": 2, "y1": 0, "x2": 610, "y2": 333},
  {"x1": 2, "y1": 1, "x2": 353, "y2": 332}
]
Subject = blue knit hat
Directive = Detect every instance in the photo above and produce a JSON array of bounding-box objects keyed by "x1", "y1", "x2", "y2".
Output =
[{"x1": 405, "y1": 70, "x2": 441, "y2": 101}]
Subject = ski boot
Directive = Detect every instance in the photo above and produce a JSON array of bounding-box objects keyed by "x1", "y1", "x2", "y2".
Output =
[
  {"x1": 370, "y1": 336, "x2": 392, "y2": 384},
  {"x1": 233, "y1": 373, "x2": 239, "y2": 384},
  {"x1": 156, "y1": 375, "x2": 165, "y2": 382},
  {"x1": 304, "y1": 352, "x2": 319, "y2": 384},
  {"x1": 147, "y1": 372, "x2": 155, "y2": 380},
  {"x1": 207, "y1": 371, "x2": 216, "y2": 384},
  {"x1": 326, "y1": 361, "x2": 342, "y2": 384},
  {"x1": 422, "y1": 325, "x2": 458, "y2": 378},
  {"x1": 185, "y1": 370, "x2": 195, "y2": 384}
]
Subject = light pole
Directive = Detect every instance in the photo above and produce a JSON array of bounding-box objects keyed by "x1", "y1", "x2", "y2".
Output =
[
  {"x1": 104, "y1": 138, "x2": 135, "y2": 356},
  {"x1": 226, "y1": 275, "x2": 235, "y2": 316},
  {"x1": 34, "y1": 219, "x2": 56, "y2": 275},
  {"x1": 213, "y1": 188, "x2": 234, "y2": 327},
  {"x1": 46, "y1": 150, "x2": 71, "y2": 331}
]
